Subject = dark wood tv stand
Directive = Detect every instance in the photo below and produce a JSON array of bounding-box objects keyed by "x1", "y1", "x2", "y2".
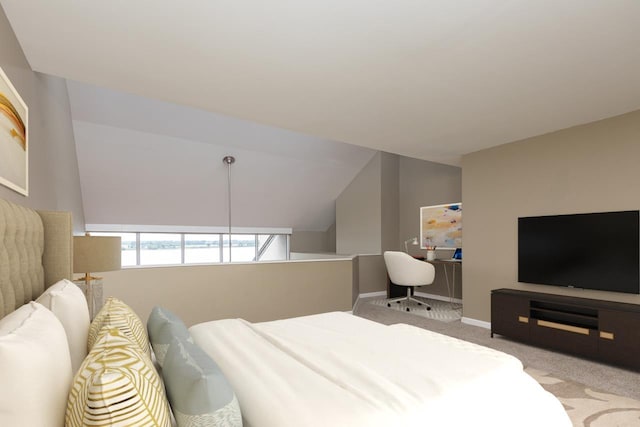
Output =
[{"x1": 491, "y1": 288, "x2": 640, "y2": 370}]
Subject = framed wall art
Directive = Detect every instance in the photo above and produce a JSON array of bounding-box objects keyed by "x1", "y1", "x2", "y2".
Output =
[
  {"x1": 420, "y1": 202, "x2": 462, "y2": 249},
  {"x1": 0, "y1": 66, "x2": 28, "y2": 196}
]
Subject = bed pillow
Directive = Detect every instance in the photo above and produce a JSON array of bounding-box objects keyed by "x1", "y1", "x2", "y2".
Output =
[
  {"x1": 163, "y1": 336, "x2": 242, "y2": 427},
  {"x1": 36, "y1": 278, "x2": 90, "y2": 373},
  {"x1": 88, "y1": 296, "x2": 151, "y2": 358},
  {"x1": 0, "y1": 302, "x2": 73, "y2": 427},
  {"x1": 66, "y1": 328, "x2": 172, "y2": 427},
  {"x1": 147, "y1": 305, "x2": 192, "y2": 367}
]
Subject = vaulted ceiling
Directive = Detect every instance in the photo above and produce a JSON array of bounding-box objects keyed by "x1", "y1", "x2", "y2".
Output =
[{"x1": 67, "y1": 81, "x2": 376, "y2": 231}]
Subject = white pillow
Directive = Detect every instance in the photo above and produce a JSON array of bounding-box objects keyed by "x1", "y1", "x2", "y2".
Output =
[
  {"x1": 37, "y1": 279, "x2": 90, "y2": 373},
  {"x1": 0, "y1": 301, "x2": 73, "y2": 427}
]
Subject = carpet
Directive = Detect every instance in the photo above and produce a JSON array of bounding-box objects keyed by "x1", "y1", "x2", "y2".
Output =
[
  {"x1": 526, "y1": 367, "x2": 640, "y2": 426},
  {"x1": 367, "y1": 296, "x2": 462, "y2": 322}
]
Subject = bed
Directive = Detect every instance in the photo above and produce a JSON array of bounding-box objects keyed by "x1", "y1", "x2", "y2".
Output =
[
  {"x1": 190, "y1": 311, "x2": 571, "y2": 427},
  {"x1": 0, "y1": 197, "x2": 571, "y2": 426}
]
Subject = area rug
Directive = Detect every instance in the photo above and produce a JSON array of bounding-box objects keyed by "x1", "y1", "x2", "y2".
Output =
[
  {"x1": 367, "y1": 296, "x2": 462, "y2": 322},
  {"x1": 526, "y1": 367, "x2": 640, "y2": 426}
]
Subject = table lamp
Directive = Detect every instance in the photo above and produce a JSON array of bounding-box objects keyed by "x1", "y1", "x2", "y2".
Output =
[{"x1": 73, "y1": 234, "x2": 121, "y2": 318}]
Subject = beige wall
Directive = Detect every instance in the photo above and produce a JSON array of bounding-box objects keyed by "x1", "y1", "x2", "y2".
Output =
[
  {"x1": 462, "y1": 109, "x2": 640, "y2": 323},
  {"x1": 101, "y1": 259, "x2": 353, "y2": 327},
  {"x1": 336, "y1": 153, "x2": 382, "y2": 254},
  {"x1": 357, "y1": 254, "x2": 388, "y2": 294},
  {"x1": 0, "y1": 9, "x2": 85, "y2": 232}
]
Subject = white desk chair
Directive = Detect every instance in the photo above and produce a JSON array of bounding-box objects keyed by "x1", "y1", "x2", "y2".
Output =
[{"x1": 383, "y1": 251, "x2": 436, "y2": 311}]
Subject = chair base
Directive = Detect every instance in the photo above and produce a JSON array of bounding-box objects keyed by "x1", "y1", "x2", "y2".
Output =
[{"x1": 386, "y1": 288, "x2": 431, "y2": 311}]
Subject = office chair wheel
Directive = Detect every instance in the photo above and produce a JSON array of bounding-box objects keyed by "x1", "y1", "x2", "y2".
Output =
[
  {"x1": 387, "y1": 303, "x2": 391, "y2": 307},
  {"x1": 406, "y1": 307, "x2": 410, "y2": 312},
  {"x1": 396, "y1": 301, "x2": 401, "y2": 304},
  {"x1": 417, "y1": 302, "x2": 422, "y2": 305},
  {"x1": 427, "y1": 307, "x2": 431, "y2": 311}
]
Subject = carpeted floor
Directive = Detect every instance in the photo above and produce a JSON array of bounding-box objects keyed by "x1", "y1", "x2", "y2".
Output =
[
  {"x1": 354, "y1": 298, "x2": 640, "y2": 426},
  {"x1": 367, "y1": 296, "x2": 462, "y2": 322}
]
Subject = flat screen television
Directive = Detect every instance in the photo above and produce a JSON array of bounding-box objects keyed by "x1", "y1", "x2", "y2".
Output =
[{"x1": 518, "y1": 211, "x2": 640, "y2": 294}]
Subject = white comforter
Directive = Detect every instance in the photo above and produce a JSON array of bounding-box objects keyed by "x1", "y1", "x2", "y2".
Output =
[{"x1": 190, "y1": 312, "x2": 570, "y2": 427}]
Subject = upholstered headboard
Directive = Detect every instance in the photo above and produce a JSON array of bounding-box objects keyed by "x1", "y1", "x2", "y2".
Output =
[{"x1": 0, "y1": 199, "x2": 73, "y2": 318}]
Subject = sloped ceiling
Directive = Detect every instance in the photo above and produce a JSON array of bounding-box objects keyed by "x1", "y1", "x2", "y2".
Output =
[
  {"x1": 68, "y1": 81, "x2": 376, "y2": 231},
  {"x1": 3, "y1": 0, "x2": 639, "y2": 166}
]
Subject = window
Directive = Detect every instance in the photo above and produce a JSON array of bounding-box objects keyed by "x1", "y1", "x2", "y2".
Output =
[
  {"x1": 140, "y1": 233, "x2": 181, "y2": 265},
  {"x1": 185, "y1": 234, "x2": 220, "y2": 264},
  {"x1": 231, "y1": 234, "x2": 256, "y2": 262},
  {"x1": 87, "y1": 229, "x2": 290, "y2": 267},
  {"x1": 258, "y1": 234, "x2": 288, "y2": 261}
]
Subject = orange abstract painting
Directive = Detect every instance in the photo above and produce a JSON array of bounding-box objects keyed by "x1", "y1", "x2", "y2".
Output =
[
  {"x1": 0, "y1": 66, "x2": 28, "y2": 196},
  {"x1": 420, "y1": 203, "x2": 462, "y2": 249}
]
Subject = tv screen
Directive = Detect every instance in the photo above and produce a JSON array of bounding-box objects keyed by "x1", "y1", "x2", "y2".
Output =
[{"x1": 518, "y1": 211, "x2": 640, "y2": 294}]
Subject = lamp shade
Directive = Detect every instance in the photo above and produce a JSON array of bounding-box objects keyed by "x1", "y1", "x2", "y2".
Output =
[{"x1": 73, "y1": 236, "x2": 122, "y2": 274}]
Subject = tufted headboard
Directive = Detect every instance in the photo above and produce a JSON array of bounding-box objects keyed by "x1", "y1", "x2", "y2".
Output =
[{"x1": 0, "y1": 198, "x2": 73, "y2": 318}]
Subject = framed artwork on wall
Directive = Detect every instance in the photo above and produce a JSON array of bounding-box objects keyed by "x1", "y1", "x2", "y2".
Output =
[
  {"x1": 420, "y1": 203, "x2": 462, "y2": 249},
  {"x1": 0, "y1": 66, "x2": 28, "y2": 196}
]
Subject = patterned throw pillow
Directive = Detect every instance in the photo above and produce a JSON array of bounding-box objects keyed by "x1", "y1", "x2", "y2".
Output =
[
  {"x1": 88, "y1": 297, "x2": 151, "y2": 358},
  {"x1": 147, "y1": 306, "x2": 192, "y2": 367},
  {"x1": 66, "y1": 328, "x2": 172, "y2": 427},
  {"x1": 163, "y1": 337, "x2": 242, "y2": 427}
]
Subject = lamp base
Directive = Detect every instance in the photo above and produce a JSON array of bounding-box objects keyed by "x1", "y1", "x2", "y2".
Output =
[{"x1": 73, "y1": 278, "x2": 104, "y2": 320}]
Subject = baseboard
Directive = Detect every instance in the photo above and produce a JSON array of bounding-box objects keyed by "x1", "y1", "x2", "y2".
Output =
[
  {"x1": 414, "y1": 291, "x2": 463, "y2": 304},
  {"x1": 461, "y1": 317, "x2": 491, "y2": 329},
  {"x1": 358, "y1": 291, "x2": 387, "y2": 299}
]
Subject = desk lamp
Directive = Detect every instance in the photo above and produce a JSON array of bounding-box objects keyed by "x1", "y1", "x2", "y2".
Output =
[{"x1": 404, "y1": 237, "x2": 418, "y2": 253}]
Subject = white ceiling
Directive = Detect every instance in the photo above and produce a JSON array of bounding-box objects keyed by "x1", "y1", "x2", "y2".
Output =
[{"x1": 3, "y1": 0, "x2": 640, "y2": 165}]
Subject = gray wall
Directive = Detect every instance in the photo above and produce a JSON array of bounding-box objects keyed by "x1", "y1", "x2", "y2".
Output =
[
  {"x1": 335, "y1": 150, "x2": 462, "y2": 298},
  {"x1": 399, "y1": 156, "x2": 462, "y2": 299},
  {"x1": 462, "y1": 108, "x2": 640, "y2": 323},
  {"x1": 336, "y1": 152, "x2": 382, "y2": 254},
  {"x1": 290, "y1": 223, "x2": 336, "y2": 254},
  {"x1": 380, "y1": 152, "x2": 399, "y2": 252},
  {"x1": 326, "y1": 222, "x2": 336, "y2": 253},
  {"x1": 399, "y1": 156, "x2": 462, "y2": 257},
  {"x1": 0, "y1": 8, "x2": 84, "y2": 232},
  {"x1": 290, "y1": 230, "x2": 329, "y2": 253}
]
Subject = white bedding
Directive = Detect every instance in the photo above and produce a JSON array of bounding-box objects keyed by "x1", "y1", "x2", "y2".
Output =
[{"x1": 190, "y1": 312, "x2": 570, "y2": 427}]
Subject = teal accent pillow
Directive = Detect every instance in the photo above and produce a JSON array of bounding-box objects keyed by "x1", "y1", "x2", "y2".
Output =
[
  {"x1": 146, "y1": 306, "x2": 191, "y2": 367},
  {"x1": 163, "y1": 337, "x2": 242, "y2": 427}
]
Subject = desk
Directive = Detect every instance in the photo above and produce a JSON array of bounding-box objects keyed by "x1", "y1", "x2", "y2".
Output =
[{"x1": 427, "y1": 259, "x2": 461, "y2": 305}]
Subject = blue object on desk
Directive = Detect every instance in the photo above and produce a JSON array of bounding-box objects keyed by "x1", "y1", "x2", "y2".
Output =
[{"x1": 453, "y1": 248, "x2": 462, "y2": 260}]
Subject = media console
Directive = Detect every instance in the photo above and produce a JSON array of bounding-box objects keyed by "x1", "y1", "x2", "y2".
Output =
[{"x1": 491, "y1": 288, "x2": 640, "y2": 370}]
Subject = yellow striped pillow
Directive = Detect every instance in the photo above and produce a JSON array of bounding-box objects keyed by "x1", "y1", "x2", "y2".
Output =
[
  {"x1": 66, "y1": 328, "x2": 172, "y2": 427},
  {"x1": 88, "y1": 297, "x2": 151, "y2": 358}
]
